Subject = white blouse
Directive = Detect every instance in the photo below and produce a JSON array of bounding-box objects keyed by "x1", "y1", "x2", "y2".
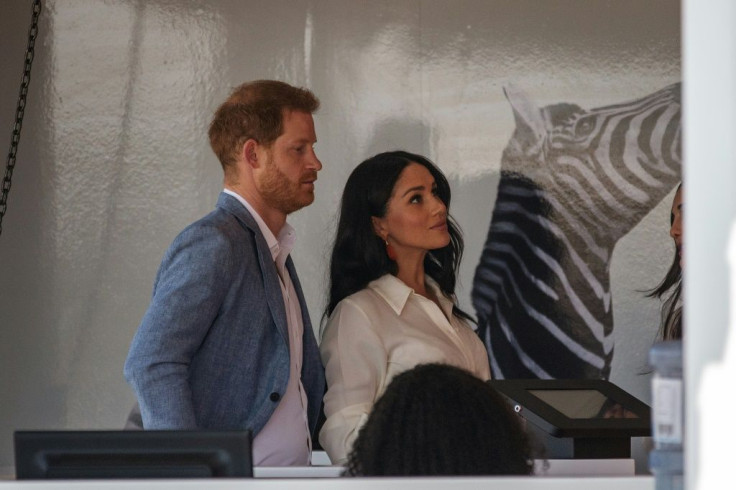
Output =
[{"x1": 318, "y1": 274, "x2": 491, "y2": 464}]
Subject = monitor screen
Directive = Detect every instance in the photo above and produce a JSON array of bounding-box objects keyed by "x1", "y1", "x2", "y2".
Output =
[
  {"x1": 14, "y1": 430, "x2": 253, "y2": 479},
  {"x1": 528, "y1": 389, "x2": 640, "y2": 419}
]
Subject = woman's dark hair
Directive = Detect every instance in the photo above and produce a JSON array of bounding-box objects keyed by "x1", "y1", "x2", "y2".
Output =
[
  {"x1": 646, "y1": 183, "x2": 683, "y2": 340},
  {"x1": 325, "y1": 150, "x2": 471, "y2": 322},
  {"x1": 344, "y1": 363, "x2": 533, "y2": 476}
]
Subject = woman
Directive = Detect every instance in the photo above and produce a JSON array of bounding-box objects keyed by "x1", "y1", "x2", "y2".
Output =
[
  {"x1": 345, "y1": 363, "x2": 532, "y2": 476},
  {"x1": 319, "y1": 151, "x2": 491, "y2": 464},
  {"x1": 647, "y1": 183, "x2": 683, "y2": 340}
]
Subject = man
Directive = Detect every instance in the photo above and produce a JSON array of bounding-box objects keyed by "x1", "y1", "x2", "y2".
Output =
[{"x1": 124, "y1": 80, "x2": 325, "y2": 466}]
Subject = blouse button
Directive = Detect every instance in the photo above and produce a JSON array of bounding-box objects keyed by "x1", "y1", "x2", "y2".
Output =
[{"x1": 269, "y1": 392, "x2": 281, "y2": 402}]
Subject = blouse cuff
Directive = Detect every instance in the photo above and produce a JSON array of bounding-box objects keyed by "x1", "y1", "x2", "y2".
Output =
[{"x1": 319, "y1": 402, "x2": 372, "y2": 465}]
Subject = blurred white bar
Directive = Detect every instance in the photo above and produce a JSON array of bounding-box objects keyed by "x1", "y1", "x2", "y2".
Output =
[{"x1": 683, "y1": 0, "x2": 736, "y2": 489}]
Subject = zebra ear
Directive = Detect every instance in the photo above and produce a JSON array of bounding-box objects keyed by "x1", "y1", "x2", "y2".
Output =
[{"x1": 504, "y1": 85, "x2": 546, "y2": 149}]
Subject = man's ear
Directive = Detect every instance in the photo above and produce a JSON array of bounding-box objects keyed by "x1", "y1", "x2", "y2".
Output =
[
  {"x1": 243, "y1": 139, "x2": 260, "y2": 168},
  {"x1": 371, "y1": 216, "x2": 387, "y2": 240}
]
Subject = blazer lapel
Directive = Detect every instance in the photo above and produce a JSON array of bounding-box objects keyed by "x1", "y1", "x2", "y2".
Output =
[
  {"x1": 286, "y1": 257, "x2": 312, "y2": 334},
  {"x1": 217, "y1": 193, "x2": 289, "y2": 346},
  {"x1": 254, "y1": 234, "x2": 290, "y2": 346}
]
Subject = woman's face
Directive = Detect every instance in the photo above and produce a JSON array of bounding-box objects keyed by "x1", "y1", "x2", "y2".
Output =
[
  {"x1": 669, "y1": 186, "x2": 683, "y2": 268},
  {"x1": 372, "y1": 163, "x2": 451, "y2": 258}
]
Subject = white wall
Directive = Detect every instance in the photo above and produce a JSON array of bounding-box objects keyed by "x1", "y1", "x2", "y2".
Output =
[{"x1": 0, "y1": 0, "x2": 681, "y2": 471}]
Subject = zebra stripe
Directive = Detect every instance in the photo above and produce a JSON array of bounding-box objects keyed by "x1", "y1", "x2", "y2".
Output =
[
  {"x1": 493, "y1": 303, "x2": 554, "y2": 379},
  {"x1": 479, "y1": 243, "x2": 559, "y2": 300},
  {"x1": 477, "y1": 266, "x2": 608, "y2": 371},
  {"x1": 478, "y1": 220, "x2": 612, "y2": 354},
  {"x1": 493, "y1": 201, "x2": 611, "y2": 308}
]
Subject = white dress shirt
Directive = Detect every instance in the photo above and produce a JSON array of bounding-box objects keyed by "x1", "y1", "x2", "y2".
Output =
[
  {"x1": 223, "y1": 189, "x2": 311, "y2": 466},
  {"x1": 318, "y1": 273, "x2": 491, "y2": 464}
]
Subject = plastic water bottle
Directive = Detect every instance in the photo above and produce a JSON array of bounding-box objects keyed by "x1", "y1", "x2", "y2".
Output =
[{"x1": 648, "y1": 340, "x2": 683, "y2": 490}]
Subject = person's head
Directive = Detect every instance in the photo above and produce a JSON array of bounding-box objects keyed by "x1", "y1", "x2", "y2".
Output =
[
  {"x1": 208, "y1": 80, "x2": 321, "y2": 217},
  {"x1": 345, "y1": 363, "x2": 533, "y2": 476},
  {"x1": 327, "y1": 150, "x2": 465, "y2": 317},
  {"x1": 648, "y1": 183, "x2": 683, "y2": 340},
  {"x1": 669, "y1": 184, "x2": 683, "y2": 268}
]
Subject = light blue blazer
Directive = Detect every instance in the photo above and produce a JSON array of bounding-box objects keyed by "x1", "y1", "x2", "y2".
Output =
[{"x1": 124, "y1": 192, "x2": 325, "y2": 436}]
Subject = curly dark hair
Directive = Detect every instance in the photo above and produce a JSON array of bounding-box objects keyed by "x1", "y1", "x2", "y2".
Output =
[
  {"x1": 646, "y1": 183, "x2": 682, "y2": 340},
  {"x1": 325, "y1": 150, "x2": 472, "y2": 323},
  {"x1": 344, "y1": 363, "x2": 534, "y2": 476}
]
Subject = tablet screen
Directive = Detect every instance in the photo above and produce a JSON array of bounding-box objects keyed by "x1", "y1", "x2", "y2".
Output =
[{"x1": 529, "y1": 389, "x2": 640, "y2": 419}]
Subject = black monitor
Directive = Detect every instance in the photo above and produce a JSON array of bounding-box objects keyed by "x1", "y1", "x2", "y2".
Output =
[
  {"x1": 14, "y1": 430, "x2": 253, "y2": 479},
  {"x1": 488, "y1": 379, "x2": 651, "y2": 459}
]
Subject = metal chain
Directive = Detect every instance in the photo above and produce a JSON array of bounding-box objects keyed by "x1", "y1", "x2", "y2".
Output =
[{"x1": 0, "y1": 0, "x2": 43, "y2": 237}]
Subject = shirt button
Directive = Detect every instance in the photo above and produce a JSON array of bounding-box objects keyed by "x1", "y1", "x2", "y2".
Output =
[{"x1": 269, "y1": 392, "x2": 281, "y2": 402}]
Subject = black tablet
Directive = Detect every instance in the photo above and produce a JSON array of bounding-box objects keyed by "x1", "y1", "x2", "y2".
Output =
[{"x1": 488, "y1": 379, "x2": 651, "y2": 439}]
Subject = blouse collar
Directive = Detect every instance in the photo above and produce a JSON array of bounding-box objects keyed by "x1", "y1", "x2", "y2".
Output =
[{"x1": 368, "y1": 274, "x2": 455, "y2": 319}]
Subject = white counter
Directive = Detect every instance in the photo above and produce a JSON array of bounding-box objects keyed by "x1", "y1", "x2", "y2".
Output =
[{"x1": 0, "y1": 476, "x2": 654, "y2": 490}]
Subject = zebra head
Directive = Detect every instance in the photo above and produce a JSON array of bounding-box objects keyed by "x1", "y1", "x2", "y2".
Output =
[
  {"x1": 502, "y1": 83, "x2": 681, "y2": 239},
  {"x1": 472, "y1": 84, "x2": 681, "y2": 380}
]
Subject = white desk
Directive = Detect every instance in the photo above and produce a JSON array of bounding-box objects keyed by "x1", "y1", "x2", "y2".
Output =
[
  {"x1": 0, "y1": 476, "x2": 654, "y2": 489},
  {"x1": 2, "y1": 455, "x2": 636, "y2": 481},
  {"x1": 253, "y1": 456, "x2": 635, "y2": 478}
]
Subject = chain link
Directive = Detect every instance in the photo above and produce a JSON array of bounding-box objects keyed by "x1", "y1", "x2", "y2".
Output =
[{"x1": 0, "y1": 0, "x2": 42, "y2": 237}]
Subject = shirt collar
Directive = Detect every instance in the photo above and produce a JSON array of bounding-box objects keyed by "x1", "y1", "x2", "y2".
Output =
[
  {"x1": 223, "y1": 189, "x2": 295, "y2": 263},
  {"x1": 368, "y1": 273, "x2": 455, "y2": 318}
]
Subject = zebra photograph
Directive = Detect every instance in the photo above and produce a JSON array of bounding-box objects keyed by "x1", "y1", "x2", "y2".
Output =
[{"x1": 471, "y1": 83, "x2": 682, "y2": 380}]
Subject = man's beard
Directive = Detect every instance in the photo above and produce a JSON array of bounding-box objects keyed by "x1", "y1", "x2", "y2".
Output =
[{"x1": 257, "y1": 160, "x2": 316, "y2": 215}]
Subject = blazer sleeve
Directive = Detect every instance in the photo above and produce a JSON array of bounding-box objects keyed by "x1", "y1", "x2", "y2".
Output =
[
  {"x1": 318, "y1": 298, "x2": 387, "y2": 465},
  {"x1": 123, "y1": 224, "x2": 235, "y2": 429}
]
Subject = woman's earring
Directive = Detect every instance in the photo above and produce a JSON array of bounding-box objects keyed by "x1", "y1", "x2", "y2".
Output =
[{"x1": 385, "y1": 239, "x2": 397, "y2": 261}]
